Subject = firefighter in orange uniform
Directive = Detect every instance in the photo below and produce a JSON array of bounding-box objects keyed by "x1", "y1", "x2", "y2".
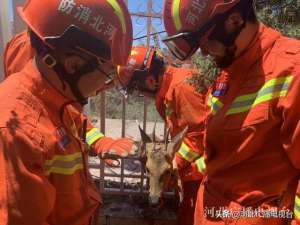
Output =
[
  {"x1": 3, "y1": 30, "x2": 130, "y2": 167},
  {"x1": 3, "y1": 30, "x2": 35, "y2": 77},
  {"x1": 0, "y1": 0, "x2": 133, "y2": 224},
  {"x1": 117, "y1": 45, "x2": 207, "y2": 225},
  {"x1": 163, "y1": 0, "x2": 300, "y2": 224}
]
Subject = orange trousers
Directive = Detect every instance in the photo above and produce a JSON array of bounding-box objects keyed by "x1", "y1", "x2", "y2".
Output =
[{"x1": 177, "y1": 181, "x2": 200, "y2": 225}]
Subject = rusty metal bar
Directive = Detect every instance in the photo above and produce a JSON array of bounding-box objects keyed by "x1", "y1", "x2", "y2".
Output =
[
  {"x1": 99, "y1": 160, "x2": 105, "y2": 192},
  {"x1": 143, "y1": 0, "x2": 153, "y2": 131},
  {"x1": 121, "y1": 96, "x2": 126, "y2": 137},
  {"x1": 163, "y1": 122, "x2": 168, "y2": 140},
  {"x1": 99, "y1": 91, "x2": 106, "y2": 192},
  {"x1": 100, "y1": 91, "x2": 106, "y2": 134},
  {"x1": 120, "y1": 158, "x2": 125, "y2": 192},
  {"x1": 131, "y1": 12, "x2": 162, "y2": 18},
  {"x1": 143, "y1": 97, "x2": 148, "y2": 131}
]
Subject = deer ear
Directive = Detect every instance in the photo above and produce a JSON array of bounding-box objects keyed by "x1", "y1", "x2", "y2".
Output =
[
  {"x1": 152, "y1": 121, "x2": 157, "y2": 143},
  {"x1": 137, "y1": 142, "x2": 147, "y2": 161},
  {"x1": 137, "y1": 120, "x2": 152, "y2": 143},
  {"x1": 166, "y1": 126, "x2": 188, "y2": 159},
  {"x1": 164, "y1": 127, "x2": 170, "y2": 146}
]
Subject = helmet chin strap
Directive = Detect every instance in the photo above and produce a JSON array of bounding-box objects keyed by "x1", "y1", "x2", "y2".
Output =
[{"x1": 42, "y1": 53, "x2": 99, "y2": 106}]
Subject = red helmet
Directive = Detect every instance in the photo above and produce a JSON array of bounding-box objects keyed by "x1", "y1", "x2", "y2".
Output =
[
  {"x1": 18, "y1": 0, "x2": 133, "y2": 65},
  {"x1": 116, "y1": 46, "x2": 157, "y2": 87},
  {"x1": 163, "y1": 0, "x2": 243, "y2": 60}
]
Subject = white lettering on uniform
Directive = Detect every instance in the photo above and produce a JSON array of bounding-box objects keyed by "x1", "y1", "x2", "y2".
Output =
[
  {"x1": 74, "y1": 5, "x2": 92, "y2": 24},
  {"x1": 58, "y1": 0, "x2": 76, "y2": 15},
  {"x1": 185, "y1": 0, "x2": 209, "y2": 26},
  {"x1": 90, "y1": 15, "x2": 105, "y2": 33},
  {"x1": 185, "y1": 11, "x2": 198, "y2": 26},
  {"x1": 104, "y1": 23, "x2": 117, "y2": 40},
  {"x1": 191, "y1": 0, "x2": 208, "y2": 14}
]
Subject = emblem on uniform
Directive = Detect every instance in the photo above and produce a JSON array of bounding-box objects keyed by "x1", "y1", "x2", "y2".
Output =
[
  {"x1": 56, "y1": 126, "x2": 71, "y2": 151},
  {"x1": 212, "y1": 82, "x2": 227, "y2": 97}
]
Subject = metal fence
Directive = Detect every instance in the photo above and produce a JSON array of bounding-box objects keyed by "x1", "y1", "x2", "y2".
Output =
[
  {"x1": 89, "y1": 156, "x2": 149, "y2": 195},
  {"x1": 88, "y1": 0, "x2": 165, "y2": 196}
]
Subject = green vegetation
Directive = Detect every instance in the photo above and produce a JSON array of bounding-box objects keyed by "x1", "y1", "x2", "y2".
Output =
[
  {"x1": 256, "y1": 0, "x2": 300, "y2": 38},
  {"x1": 88, "y1": 89, "x2": 163, "y2": 122}
]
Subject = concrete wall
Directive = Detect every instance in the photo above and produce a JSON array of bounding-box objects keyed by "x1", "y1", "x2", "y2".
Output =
[
  {"x1": 0, "y1": 0, "x2": 12, "y2": 80},
  {"x1": 0, "y1": 0, "x2": 26, "y2": 80},
  {"x1": 12, "y1": 0, "x2": 26, "y2": 35}
]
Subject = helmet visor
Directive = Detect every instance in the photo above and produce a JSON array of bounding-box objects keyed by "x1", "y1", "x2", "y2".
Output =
[
  {"x1": 162, "y1": 13, "x2": 226, "y2": 60},
  {"x1": 45, "y1": 25, "x2": 111, "y2": 63},
  {"x1": 162, "y1": 32, "x2": 199, "y2": 61}
]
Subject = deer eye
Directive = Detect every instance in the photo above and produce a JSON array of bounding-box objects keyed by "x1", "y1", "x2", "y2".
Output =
[{"x1": 145, "y1": 167, "x2": 150, "y2": 174}]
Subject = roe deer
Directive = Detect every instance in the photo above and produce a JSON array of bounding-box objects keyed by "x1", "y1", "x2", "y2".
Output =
[{"x1": 137, "y1": 121, "x2": 188, "y2": 206}]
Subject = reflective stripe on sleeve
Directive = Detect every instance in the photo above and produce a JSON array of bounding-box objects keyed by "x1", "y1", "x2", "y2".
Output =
[
  {"x1": 195, "y1": 156, "x2": 206, "y2": 173},
  {"x1": 86, "y1": 128, "x2": 104, "y2": 146},
  {"x1": 178, "y1": 142, "x2": 200, "y2": 162},
  {"x1": 227, "y1": 76, "x2": 293, "y2": 115},
  {"x1": 294, "y1": 195, "x2": 300, "y2": 220},
  {"x1": 207, "y1": 94, "x2": 224, "y2": 115}
]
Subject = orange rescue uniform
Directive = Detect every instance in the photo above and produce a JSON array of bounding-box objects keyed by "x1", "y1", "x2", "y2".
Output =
[
  {"x1": 155, "y1": 66, "x2": 207, "y2": 225},
  {"x1": 0, "y1": 61, "x2": 103, "y2": 225},
  {"x1": 3, "y1": 30, "x2": 35, "y2": 77},
  {"x1": 195, "y1": 24, "x2": 300, "y2": 225},
  {"x1": 3, "y1": 30, "x2": 118, "y2": 162}
]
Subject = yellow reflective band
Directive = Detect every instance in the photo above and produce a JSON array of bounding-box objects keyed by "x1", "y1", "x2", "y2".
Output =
[
  {"x1": 107, "y1": 0, "x2": 127, "y2": 34},
  {"x1": 45, "y1": 164, "x2": 84, "y2": 176},
  {"x1": 178, "y1": 142, "x2": 200, "y2": 162},
  {"x1": 45, "y1": 152, "x2": 83, "y2": 175},
  {"x1": 294, "y1": 196, "x2": 300, "y2": 219},
  {"x1": 207, "y1": 94, "x2": 224, "y2": 115},
  {"x1": 86, "y1": 128, "x2": 104, "y2": 146},
  {"x1": 195, "y1": 156, "x2": 206, "y2": 173},
  {"x1": 227, "y1": 76, "x2": 293, "y2": 115},
  {"x1": 172, "y1": 0, "x2": 182, "y2": 31},
  {"x1": 45, "y1": 152, "x2": 82, "y2": 164}
]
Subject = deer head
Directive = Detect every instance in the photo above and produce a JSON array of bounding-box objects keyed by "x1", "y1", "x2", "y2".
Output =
[{"x1": 137, "y1": 121, "x2": 188, "y2": 206}]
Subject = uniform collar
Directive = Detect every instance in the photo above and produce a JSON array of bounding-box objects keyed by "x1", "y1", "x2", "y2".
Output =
[
  {"x1": 22, "y1": 60, "x2": 82, "y2": 112},
  {"x1": 225, "y1": 23, "x2": 281, "y2": 78}
]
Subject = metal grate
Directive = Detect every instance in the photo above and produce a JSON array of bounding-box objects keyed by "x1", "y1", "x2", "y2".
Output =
[{"x1": 90, "y1": 156, "x2": 150, "y2": 195}]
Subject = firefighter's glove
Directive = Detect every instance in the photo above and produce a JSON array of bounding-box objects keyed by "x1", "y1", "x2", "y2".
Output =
[{"x1": 95, "y1": 137, "x2": 135, "y2": 159}]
